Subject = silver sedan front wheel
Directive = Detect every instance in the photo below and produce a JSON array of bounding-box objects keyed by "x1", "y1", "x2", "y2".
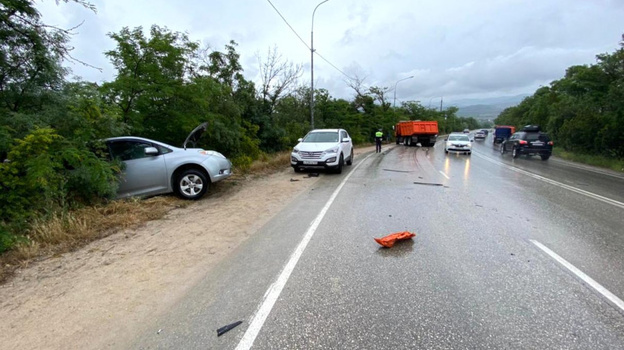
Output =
[{"x1": 176, "y1": 169, "x2": 209, "y2": 200}]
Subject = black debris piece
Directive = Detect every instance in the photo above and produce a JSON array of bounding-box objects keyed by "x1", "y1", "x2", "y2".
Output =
[
  {"x1": 382, "y1": 169, "x2": 413, "y2": 173},
  {"x1": 308, "y1": 173, "x2": 320, "y2": 177},
  {"x1": 217, "y1": 321, "x2": 243, "y2": 337},
  {"x1": 290, "y1": 178, "x2": 300, "y2": 182},
  {"x1": 413, "y1": 182, "x2": 444, "y2": 187}
]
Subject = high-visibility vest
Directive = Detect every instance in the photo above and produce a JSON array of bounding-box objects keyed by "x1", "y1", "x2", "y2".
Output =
[{"x1": 375, "y1": 131, "x2": 383, "y2": 138}]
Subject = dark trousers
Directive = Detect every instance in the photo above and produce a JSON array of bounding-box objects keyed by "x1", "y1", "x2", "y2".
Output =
[{"x1": 375, "y1": 138, "x2": 382, "y2": 153}]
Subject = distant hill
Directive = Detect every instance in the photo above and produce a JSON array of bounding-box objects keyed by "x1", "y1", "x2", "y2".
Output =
[{"x1": 449, "y1": 94, "x2": 529, "y2": 120}]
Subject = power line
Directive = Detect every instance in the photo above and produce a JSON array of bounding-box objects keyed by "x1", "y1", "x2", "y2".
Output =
[
  {"x1": 265, "y1": 0, "x2": 310, "y2": 50},
  {"x1": 314, "y1": 51, "x2": 356, "y2": 81},
  {"x1": 264, "y1": 0, "x2": 355, "y2": 83}
]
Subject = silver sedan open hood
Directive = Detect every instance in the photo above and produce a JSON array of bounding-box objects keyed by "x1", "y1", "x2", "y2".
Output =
[{"x1": 183, "y1": 122, "x2": 208, "y2": 150}]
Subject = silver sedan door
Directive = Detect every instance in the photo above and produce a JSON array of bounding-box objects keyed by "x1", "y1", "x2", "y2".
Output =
[{"x1": 108, "y1": 140, "x2": 168, "y2": 198}]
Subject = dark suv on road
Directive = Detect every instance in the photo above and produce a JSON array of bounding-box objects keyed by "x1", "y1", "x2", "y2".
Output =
[{"x1": 500, "y1": 126, "x2": 553, "y2": 160}]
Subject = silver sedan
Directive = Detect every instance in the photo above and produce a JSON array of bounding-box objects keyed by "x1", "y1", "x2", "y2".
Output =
[{"x1": 105, "y1": 123, "x2": 232, "y2": 200}]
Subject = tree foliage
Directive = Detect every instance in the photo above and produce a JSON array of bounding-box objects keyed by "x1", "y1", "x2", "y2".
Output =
[{"x1": 495, "y1": 36, "x2": 624, "y2": 158}]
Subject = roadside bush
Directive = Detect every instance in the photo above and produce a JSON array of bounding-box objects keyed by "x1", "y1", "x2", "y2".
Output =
[
  {"x1": 0, "y1": 128, "x2": 119, "y2": 251},
  {"x1": 231, "y1": 155, "x2": 253, "y2": 172}
]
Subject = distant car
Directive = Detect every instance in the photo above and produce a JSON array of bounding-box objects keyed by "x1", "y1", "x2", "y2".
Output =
[
  {"x1": 500, "y1": 125, "x2": 553, "y2": 160},
  {"x1": 463, "y1": 129, "x2": 470, "y2": 133},
  {"x1": 105, "y1": 123, "x2": 232, "y2": 200},
  {"x1": 444, "y1": 133, "x2": 472, "y2": 155},
  {"x1": 474, "y1": 131, "x2": 486, "y2": 140},
  {"x1": 480, "y1": 129, "x2": 489, "y2": 136},
  {"x1": 290, "y1": 128, "x2": 353, "y2": 173}
]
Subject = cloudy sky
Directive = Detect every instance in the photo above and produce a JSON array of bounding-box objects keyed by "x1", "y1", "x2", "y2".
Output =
[{"x1": 37, "y1": 0, "x2": 624, "y2": 105}]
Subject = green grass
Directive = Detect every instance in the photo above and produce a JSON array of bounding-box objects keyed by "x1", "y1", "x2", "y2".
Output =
[{"x1": 552, "y1": 148, "x2": 624, "y2": 173}]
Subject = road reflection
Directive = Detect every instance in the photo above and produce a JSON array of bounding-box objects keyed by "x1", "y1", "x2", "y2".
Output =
[{"x1": 442, "y1": 154, "x2": 471, "y2": 180}]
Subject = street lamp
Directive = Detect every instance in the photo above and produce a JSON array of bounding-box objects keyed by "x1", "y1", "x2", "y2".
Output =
[
  {"x1": 311, "y1": 0, "x2": 329, "y2": 130},
  {"x1": 393, "y1": 75, "x2": 414, "y2": 108}
]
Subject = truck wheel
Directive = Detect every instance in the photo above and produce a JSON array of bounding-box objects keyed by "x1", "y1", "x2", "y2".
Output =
[{"x1": 512, "y1": 147, "x2": 519, "y2": 158}]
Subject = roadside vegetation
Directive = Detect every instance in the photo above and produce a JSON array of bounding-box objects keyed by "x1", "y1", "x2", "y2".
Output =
[
  {"x1": 1, "y1": 1, "x2": 622, "y2": 266},
  {"x1": 495, "y1": 35, "x2": 624, "y2": 171}
]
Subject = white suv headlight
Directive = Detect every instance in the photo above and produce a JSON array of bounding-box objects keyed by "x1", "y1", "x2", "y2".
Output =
[
  {"x1": 292, "y1": 148, "x2": 299, "y2": 153},
  {"x1": 324, "y1": 146, "x2": 339, "y2": 154}
]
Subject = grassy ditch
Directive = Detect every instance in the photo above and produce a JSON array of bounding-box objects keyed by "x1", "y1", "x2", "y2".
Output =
[
  {"x1": 0, "y1": 151, "x2": 293, "y2": 284},
  {"x1": 553, "y1": 148, "x2": 624, "y2": 173}
]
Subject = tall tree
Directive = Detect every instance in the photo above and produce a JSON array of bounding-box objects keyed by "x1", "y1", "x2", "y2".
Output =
[
  {"x1": 101, "y1": 25, "x2": 199, "y2": 140},
  {"x1": 0, "y1": 0, "x2": 95, "y2": 113}
]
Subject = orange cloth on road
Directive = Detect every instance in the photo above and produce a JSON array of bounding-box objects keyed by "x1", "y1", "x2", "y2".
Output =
[{"x1": 374, "y1": 231, "x2": 416, "y2": 248}]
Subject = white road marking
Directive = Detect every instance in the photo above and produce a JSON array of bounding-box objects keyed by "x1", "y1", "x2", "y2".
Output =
[
  {"x1": 530, "y1": 240, "x2": 624, "y2": 313},
  {"x1": 473, "y1": 152, "x2": 624, "y2": 210},
  {"x1": 439, "y1": 170, "x2": 450, "y2": 180},
  {"x1": 235, "y1": 153, "x2": 375, "y2": 350},
  {"x1": 550, "y1": 158, "x2": 624, "y2": 179}
]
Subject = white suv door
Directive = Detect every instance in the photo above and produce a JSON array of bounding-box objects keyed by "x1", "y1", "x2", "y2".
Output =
[{"x1": 340, "y1": 129, "x2": 353, "y2": 162}]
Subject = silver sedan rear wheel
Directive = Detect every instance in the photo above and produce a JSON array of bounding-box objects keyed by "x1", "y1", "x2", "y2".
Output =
[{"x1": 176, "y1": 169, "x2": 209, "y2": 200}]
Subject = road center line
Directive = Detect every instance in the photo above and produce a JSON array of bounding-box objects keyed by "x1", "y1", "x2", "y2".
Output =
[
  {"x1": 530, "y1": 240, "x2": 624, "y2": 313},
  {"x1": 235, "y1": 152, "x2": 375, "y2": 350},
  {"x1": 439, "y1": 170, "x2": 450, "y2": 180},
  {"x1": 473, "y1": 152, "x2": 624, "y2": 209}
]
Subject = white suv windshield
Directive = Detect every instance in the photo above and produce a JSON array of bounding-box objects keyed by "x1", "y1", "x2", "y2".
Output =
[{"x1": 303, "y1": 132, "x2": 339, "y2": 142}]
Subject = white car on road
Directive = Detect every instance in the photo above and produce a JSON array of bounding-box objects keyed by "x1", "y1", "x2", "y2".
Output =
[
  {"x1": 444, "y1": 133, "x2": 473, "y2": 155},
  {"x1": 291, "y1": 129, "x2": 353, "y2": 173}
]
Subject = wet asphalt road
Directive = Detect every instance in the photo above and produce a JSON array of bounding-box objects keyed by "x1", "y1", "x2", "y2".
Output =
[{"x1": 132, "y1": 134, "x2": 624, "y2": 349}]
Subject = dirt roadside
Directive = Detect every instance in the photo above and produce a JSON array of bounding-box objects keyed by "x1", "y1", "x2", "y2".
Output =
[{"x1": 0, "y1": 146, "x2": 377, "y2": 350}]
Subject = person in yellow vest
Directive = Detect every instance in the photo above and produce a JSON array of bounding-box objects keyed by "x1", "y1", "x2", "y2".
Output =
[{"x1": 375, "y1": 129, "x2": 383, "y2": 153}]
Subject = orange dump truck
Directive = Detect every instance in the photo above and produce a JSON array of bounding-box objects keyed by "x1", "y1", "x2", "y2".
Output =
[{"x1": 395, "y1": 120, "x2": 439, "y2": 147}]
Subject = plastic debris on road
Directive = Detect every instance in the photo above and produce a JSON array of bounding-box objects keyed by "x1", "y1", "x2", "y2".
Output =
[
  {"x1": 374, "y1": 231, "x2": 416, "y2": 248},
  {"x1": 217, "y1": 321, "x2": 243, "y2": 337}
]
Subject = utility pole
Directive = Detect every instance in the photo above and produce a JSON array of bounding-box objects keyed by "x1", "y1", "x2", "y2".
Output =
[{"x1": 310, "y1": 0, "x2": 329, "y2": 130}]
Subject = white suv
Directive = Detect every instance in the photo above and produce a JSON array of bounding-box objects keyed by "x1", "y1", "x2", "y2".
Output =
[{"x1": 291, "y1": 129, "x2": 354, "y2": 173}]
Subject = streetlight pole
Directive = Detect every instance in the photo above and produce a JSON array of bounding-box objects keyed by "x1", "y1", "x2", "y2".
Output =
[
  {"x1": 393, "y1": 75, "x2": 414, "y2": 108},
  {"x1": 311, "y1": 0, "x2": 329, "y2": 130}
]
